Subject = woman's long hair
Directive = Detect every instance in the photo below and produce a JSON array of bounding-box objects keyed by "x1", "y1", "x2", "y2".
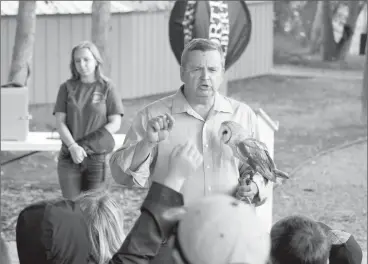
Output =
[
  {"x1": 74, "y1": 187, "x2": 126, "y2": 264},
  {"x1": 69, "y1": 40, "x2": 108, "y2": 83}
]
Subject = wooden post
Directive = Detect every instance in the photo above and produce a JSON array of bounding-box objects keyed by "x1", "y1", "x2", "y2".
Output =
[
  {"x1": 255, "y1": 108, "x2": 279, "y2": 232},
  {"x1": 91, "y1": 1, "x2": 112, "y2": 76},
  {"x1": 8, "y1": 1, "x2": 36, "y2": 86}
]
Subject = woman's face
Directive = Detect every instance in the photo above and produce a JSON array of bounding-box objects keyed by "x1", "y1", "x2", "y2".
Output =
[{"x1": 74, "y1": 48, "x2": 97, "y2": 78}]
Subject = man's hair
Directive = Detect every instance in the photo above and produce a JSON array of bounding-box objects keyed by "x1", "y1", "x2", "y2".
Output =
[
  {"x1": 74, "y1": 187, "x2": 126, "y2": 264},
  {"x1": 270, "y1": 215, "x2": 331, "y2": 264},
  {"x1": 180, "y1": 38, "x2": 225, "y2": 68}
]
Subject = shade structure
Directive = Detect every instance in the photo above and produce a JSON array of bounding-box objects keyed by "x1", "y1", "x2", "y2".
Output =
[{"x1": 169, "y1": 1, "x2": 252, "y2": 71}]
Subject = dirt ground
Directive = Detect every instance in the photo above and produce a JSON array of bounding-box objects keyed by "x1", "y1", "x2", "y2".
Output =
[{"x1": 273, "y1": 141, "x2": 367, "y2": 250}]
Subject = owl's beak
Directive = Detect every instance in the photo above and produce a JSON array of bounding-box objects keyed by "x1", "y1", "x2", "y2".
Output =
[{"x1": 219, "y1": 125, "x2": 231, "y2": 144}]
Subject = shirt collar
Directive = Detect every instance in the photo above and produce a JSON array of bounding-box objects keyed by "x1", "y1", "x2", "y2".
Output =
[
  {"x1": 172, "y1": 86, "x2": 192, "y2": 114},
  {"x1": 172, "y1": 85, "x2": 233, "y2": 114},
  {"x1": 213, "y1": 91, "x2": 233, "y2": 113}
]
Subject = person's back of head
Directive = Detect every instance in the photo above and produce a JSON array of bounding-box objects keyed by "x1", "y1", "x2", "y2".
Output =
[
  {"x1": 74, "y1": 187, "x2": 126, "y2": 264},
  {"x1": 16, "y1": 199, "x2": 91, "y2": 264},
  {"x1": 0, "y1": 235, "x2": 11, "y2": 264},
  {"x1": 171, "y1": 194, "x2": 270, "y2": 264},
  {"x1": 270, "y1": 215, "x2": 331, "y2": 264}
]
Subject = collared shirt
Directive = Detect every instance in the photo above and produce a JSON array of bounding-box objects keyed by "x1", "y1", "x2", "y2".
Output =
[{"x1": 110, "y1": 87, "x2": 268, "y2": 205}]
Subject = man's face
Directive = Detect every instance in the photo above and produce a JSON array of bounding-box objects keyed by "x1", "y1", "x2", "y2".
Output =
[{"x1": 180, "y1": 50, "x2": 224, "y2": 103}]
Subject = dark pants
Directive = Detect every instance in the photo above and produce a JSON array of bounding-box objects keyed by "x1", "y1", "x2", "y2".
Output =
[{"x1": 57, "y1": 150, "x2": 107, "y2": 199}]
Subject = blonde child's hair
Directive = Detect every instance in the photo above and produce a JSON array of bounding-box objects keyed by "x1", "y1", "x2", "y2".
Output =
[{"x1": 74, "y1": 187, "x2": 126, "y2": 264}]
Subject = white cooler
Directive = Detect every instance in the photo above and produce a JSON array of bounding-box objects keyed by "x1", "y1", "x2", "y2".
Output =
[{"x1": 1, "y1": 86, "x2": 31, "y2": 141}]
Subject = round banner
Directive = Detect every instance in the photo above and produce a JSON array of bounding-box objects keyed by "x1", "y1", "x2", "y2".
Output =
[{"x1": 169, "y1": 1, "x2": 252, "y2": 71}]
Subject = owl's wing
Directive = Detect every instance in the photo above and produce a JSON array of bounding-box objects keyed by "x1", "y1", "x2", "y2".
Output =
[
  {"x1": 235, "y1": 141, "x2": 251, "y2": 164},
  {"x1": 264, "y1": 148, "x2": 276, "y2": 170},
  {"x1": 245, "y1": 139, "x2": 276, "y2": 171},
  {"x1": 237, "y1": 141, "x2": 277, "y2": 182}
]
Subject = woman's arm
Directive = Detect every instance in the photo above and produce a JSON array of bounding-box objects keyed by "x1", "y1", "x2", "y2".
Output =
[
  {"x1": 105, "y1": 82, "x2": 124, "y2": 135},
  {"x1": 55, "y1": 112, "x2": 76, "y2": 147},
  {"x1": 104, "y1": 114, "x2": 121, "y2": 134},
  {"x1": 53, "y1": 83, "x2": 75, "y2": 147}
]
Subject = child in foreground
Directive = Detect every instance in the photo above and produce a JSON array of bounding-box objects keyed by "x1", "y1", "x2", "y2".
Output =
[
  {"x1": 270, "y1": 215, "x2": 363, "y2": 264},
  {"x1": 16, "y1": 187, "x2": 125, "y2": 264}
]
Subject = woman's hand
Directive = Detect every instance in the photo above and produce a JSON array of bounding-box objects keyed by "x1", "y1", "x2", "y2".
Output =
[{"x1": 68, "y1": 143, "x2": 87, "y2": 164}]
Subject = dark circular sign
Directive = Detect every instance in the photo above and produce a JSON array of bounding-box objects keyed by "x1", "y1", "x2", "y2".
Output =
[{"x1": 169, "y1": 1, "x2": 252, "y2": 71}]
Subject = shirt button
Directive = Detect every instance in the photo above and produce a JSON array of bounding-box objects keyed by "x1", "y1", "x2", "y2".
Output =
[
  {"x1": 208, "y1": 186, "x2": 212, "y2": 191},
  {"x1": 207, "y1": 165, "x2": 210, "y2": 169},
  {"x1": 205, "y1": 144, "x2": 209, "y2": 148}
]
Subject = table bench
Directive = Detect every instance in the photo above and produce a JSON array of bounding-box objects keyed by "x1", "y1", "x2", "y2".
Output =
[{"x1": 1, "y1": 132, "x2": 126, "y2": 165}]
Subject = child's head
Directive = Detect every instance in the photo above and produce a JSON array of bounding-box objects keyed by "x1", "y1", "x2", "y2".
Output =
[
  {"x1": 270, "y1": 215, "x2": 331, "y2": 264},
  {"x1": 74, "y1": 187, "x2": 126, "y2": 264}
]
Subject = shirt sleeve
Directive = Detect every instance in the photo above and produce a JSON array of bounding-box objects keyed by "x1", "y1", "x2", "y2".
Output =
[
  {"x1": 53, "y1": 83, "x2": 68, "y2": 115},
  {"x1": 106, "y1": 82, "x2": 124, "y2": 117},
  {"x1": 109, "y1": 108, "x2": 157, "y2": 187},
  {"x1": 108, "y1": 182, "x2": 184, "y2": 264}
]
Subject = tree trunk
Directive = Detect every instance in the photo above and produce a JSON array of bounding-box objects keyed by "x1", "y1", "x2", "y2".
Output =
[
  {"x1": 360, "y1": 2, "x2": 367, "y2": 37},
  {"x1": 309, "y1": 1, "x2": 324, "y2": 54},
  {"x1": 91, "y1": 1, "x2": 112, "y2": 76},
  {"x1": 322, "y1": 0, "x2": 337, "y2": 61},
  {"x1": 362, "y1": 21, "x2": 368, "y2": 122},
  {"x1": 335, "y1": 1, "x2": 364, "y2": 60},
  {"x1": 8, "y1": 1, "x2": 37, "y2": 86},
  {"x1": 364, "y1": 4, "x2": 368, "y2": 33}
]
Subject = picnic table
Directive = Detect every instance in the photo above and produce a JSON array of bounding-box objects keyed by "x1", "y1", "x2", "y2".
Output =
[{"x1": 1, "y1": 132, "x2": 126, "y2": 165}]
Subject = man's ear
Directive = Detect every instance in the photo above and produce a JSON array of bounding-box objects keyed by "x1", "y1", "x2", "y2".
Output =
[{"x1": 162, "y1": 207, "x2": 187, "y2": 222}]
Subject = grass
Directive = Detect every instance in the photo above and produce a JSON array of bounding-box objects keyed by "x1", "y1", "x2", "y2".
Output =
[{"x1": 1, "y1": 74, "x2": 367, "y2": 252}]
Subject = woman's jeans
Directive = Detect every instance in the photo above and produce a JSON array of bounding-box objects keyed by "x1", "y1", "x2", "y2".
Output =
[{"x1": 57, "y1": 147, "x2": 107, "y2": 199}]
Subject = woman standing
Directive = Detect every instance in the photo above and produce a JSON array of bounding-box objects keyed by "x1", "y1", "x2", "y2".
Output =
[{"x1": 53, "y1": 41, "x2": 124, "y2": 199}]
